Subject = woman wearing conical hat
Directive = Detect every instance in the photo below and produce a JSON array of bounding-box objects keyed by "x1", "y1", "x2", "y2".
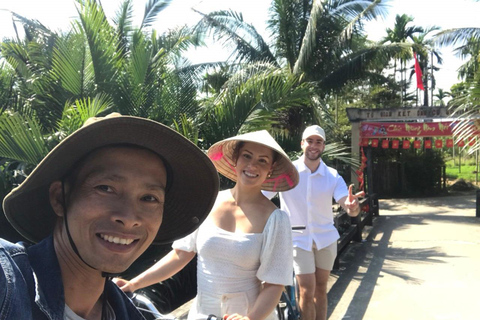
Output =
[{"x1": 117, "y1": 130, "x2": 299, "y2": 320}]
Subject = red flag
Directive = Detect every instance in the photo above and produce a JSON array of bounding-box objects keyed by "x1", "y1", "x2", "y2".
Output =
[
  {"x1": 446, "y1": 139, "x2": 454, "y2": 148},
  {"x1": 371, "y1": 139, "x2": 379, "y2": 147},
  {"x1": 425, "y1": 139, "x2": 432, "y2": 149},
  {"x1": 392, "y1": 140, "x2": 400, "y2": 149},
  {"x1": 435, "y1": 140, "x2": 443, "y2": 148},
  {"x1": 414, "y1": 140, "x2": 422, "y2": 149},
  {"x1": 382, "y1": 140, "x2": 389, "y2": 149},
  {"x1": 402, "y1": 140, "x2": 410, "y2": 149},
  {"x1": 414, "y1": 52, "x2": 424, "y2": 90}
]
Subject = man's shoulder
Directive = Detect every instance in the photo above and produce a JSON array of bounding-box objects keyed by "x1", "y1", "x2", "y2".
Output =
[
  {"x1": 0, "y1": 238, "x2": 27, "y2": 256},
  {"x1": 323, "y1": 162, "x2": 340, "y2": 176}
]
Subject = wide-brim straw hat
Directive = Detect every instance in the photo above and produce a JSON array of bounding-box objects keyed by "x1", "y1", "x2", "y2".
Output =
[
  {"x1": 207, "y1": 130, "x2": 299, "y2": 192},
  {"x1": 2, "y1": 113, "x2": 219, "y2": 245}
]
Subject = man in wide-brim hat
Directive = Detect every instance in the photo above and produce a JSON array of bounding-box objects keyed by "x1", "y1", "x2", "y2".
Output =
[{"x1": 0, "y1": 113, "x2": 219, "y2": 319}]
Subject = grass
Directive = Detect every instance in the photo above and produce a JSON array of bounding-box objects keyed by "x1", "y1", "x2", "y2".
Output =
[{"x1": 445, "y1": 158, "x2": 479, "y2": 183}]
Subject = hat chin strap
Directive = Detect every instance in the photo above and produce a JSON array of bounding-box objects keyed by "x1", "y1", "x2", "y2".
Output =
[
  {"x1": 61, "y1": 181, "x2": 121, "y2": 278},
  {"x1": 61, "y1": 181, "x2": 121, "y2": 320}
]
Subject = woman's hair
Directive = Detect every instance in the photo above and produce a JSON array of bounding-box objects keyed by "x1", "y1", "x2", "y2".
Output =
[{"x1": 232, "y1": 141, "x2": 279, "y2": 164}]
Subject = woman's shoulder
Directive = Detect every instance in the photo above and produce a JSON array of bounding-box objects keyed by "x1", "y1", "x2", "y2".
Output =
[{"x1": 265, "y1": 208, "x2": 291, "y2": 229}]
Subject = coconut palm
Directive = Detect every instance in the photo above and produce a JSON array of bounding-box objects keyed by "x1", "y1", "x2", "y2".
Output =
[
  {"x1": 380, "y1": 14, "x2": 425, "y2": 104},
  {"x1": 434, "y1": 27, "x2": 480, "y2": 153},
  {"x1": 433, "y1": 88, "x2": 451, "y2": 106},
  {"x1": 194, "y1": 0, "x2": 406, "y2": 147}
]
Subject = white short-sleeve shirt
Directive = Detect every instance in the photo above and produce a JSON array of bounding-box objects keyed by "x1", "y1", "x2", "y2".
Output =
[{"x1": 275, "y1": 155, "x2": 348, "y2": 251}]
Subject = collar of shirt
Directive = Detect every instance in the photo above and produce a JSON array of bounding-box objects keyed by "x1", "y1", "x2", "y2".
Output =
[{"x1": 296, "y1": 155, "x2": 325, "y2": 176}]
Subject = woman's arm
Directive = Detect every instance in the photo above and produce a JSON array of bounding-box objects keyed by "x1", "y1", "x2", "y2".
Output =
[
  {"x1": 246, "y1": 283, "x2": 283, "y2": 320},
  {"x1": 116, "y1": 249, "x2": 195, "y2": 292},
  {"x1": 224, "y1": 283, "x2": 283, "y2": 320}
]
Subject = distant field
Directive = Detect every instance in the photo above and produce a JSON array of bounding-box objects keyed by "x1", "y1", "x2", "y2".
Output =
[{"x1": 445, "y1": 158, "x2": 479, "y2": 184}]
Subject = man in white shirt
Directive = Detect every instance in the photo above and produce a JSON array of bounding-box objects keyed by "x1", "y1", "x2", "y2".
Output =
[{"x1": 266, "y1": 125, "x2": 364, "y2": 320}]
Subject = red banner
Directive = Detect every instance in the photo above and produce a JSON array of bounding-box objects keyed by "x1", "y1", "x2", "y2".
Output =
[
  {"x1": 361, "y1": 122, "x2": 455, "y2": 138},
  {"x1": 414, "y1": 140, "x2": 422, "y2": 149},
  {"x1": 392, "y1": 140, "x2": 400, "y2": 149},
  {"x1": 402, "y1": 140, "x2": 410, "y2": 149}
]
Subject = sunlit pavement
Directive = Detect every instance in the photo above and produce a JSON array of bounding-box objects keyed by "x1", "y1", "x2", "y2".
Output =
[
  {"x1": 328, "y1": 192, "x2": 478, "y2": 320},
  {"x1": 170, "y1": 192, "x2": 479, "y2": 320}
]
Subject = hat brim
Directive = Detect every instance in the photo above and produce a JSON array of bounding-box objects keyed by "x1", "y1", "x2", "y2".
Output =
[
  {"x1": 207, "y1": 132, "x2": 299, "y2": 192},
  {"x1": 2, "y1": 116, "x2": 219, "y2": 245}
]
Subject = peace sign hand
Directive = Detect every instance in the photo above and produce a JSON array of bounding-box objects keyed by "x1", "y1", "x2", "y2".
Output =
[{"x1": 343, "y1": 184, "x2": 365, "y2": 216}]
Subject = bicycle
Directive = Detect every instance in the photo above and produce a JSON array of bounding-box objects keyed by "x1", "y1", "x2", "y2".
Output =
[
  {"x1": 275, "y1": 225, "x2": 304, "y2": 320},
  {"x1": 127, "y1": 291, "x2": 220, "y2": 320}
]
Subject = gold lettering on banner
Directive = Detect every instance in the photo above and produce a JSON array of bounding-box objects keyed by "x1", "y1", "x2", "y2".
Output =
[
  {"x1": 423, "y1": 123, "x2": 436, "y2": 133},
  {"x1": 405, "y1": 123, "x2": 422, "y2": 135},
  {"x1": 387, "y1": 124, "x2": 403, "y2": 133},
  {"x1": 438, "y1": 122, "x2": 449, "y2": 132}
]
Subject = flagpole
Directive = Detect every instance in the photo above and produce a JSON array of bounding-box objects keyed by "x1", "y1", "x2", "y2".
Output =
[{"x1": 430, "y1": 50, "x2": 434, "y2": 107}]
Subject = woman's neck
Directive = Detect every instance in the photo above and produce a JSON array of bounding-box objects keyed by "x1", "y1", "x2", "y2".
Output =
[{"x1": 230, "y1": 184, "x2": 264, "y2": 205}]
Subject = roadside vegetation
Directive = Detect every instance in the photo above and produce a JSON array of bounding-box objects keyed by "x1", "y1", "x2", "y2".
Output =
[{"x1": 0, "y1": 0, "x2": 479, "y2": 199}]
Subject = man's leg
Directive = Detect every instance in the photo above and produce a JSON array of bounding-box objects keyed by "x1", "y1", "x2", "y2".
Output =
[
  {"x1": 314, "y1": 268, "x2": 330, "y2": 320},
  {"x1": 296, "y1": 273, "x2": 316, "y2": 320},
  {"x1": 312, "y1": 241, "x2": 337, "y2": 320},
  {"x1": 293, "y1": 246, "x2": 316, "y2": 320}
]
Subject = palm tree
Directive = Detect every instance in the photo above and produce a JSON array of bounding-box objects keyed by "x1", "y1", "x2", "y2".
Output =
[
  {"x1": 380, "y1": 14, "x2": 425, "y2": 104},
  {"x1": 434, "y1": 27, "x2": 480, "y2": 153},
  {"x1": 0, "y1": 0, "x2": 204, "y2": 183},
  {"x1": 194, "y1": 0, "x2": 403, "y2": 147},
  {"x1": 410, "y1": 26, "x2": 442, "y2": 106},
  {"x1": 433, "y1": 88, "x2": 451, "y2": 106}
]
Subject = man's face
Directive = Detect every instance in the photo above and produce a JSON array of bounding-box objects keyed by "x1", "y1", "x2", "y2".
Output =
[
  {"x1": 53, "y1": 146, "x2": 167, "y2": 273},
  {"x1": 301, "y1": 135, "x2": 325, "y2": 161}
]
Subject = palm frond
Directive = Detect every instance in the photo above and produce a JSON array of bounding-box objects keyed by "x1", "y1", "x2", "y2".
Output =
[
  {"x1": 292, "y1": 0, "x2": 324, "y2": 75},
  {"x1": 434, "y1": 27, "x2": 480, "y2": 47},
  {"x1": 0, "y1": 111, "x2": 49, "y2": 165},
  {"x1": 194, "y1": 9, "x2": 278, "y2": 65},
  {"x1": 141, "y1": 0, "x2": 172, "y2": 29},
  {"x1": 58, "y1": 93, "x2": 114, "y2": 137}
]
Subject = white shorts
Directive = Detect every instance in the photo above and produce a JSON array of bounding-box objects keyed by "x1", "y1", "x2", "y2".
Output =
[{"x1": 293, "y1": 241, "x2": 337, "y2": 274}]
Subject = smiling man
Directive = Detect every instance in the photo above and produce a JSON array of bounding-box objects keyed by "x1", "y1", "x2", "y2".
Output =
[
  {"x1": 0, "y1": 113, "x2": 219, "y2": 320},
  {"x1": 264, "y1": 125, "x2": 364, "y2": 320}
]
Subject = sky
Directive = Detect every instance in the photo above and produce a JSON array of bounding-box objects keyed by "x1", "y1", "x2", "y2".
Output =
[{"x1": 0, "y1": 0, "x2": 479, "y2": 92}]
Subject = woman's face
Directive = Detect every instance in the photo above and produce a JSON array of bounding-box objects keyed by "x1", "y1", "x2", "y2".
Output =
[{"x1": 234, "y1": 142, "x2": 275, "y2": 188}]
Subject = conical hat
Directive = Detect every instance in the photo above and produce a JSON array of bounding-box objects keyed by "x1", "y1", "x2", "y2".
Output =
[{"x1": 207, "y1": 130, "x2": 299, "y2": 192}]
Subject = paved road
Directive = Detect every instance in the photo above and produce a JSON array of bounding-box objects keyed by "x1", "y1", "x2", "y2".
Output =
[
  {"x1": 328, "y1": 192, "x2": 479, "y2": 320},
  {"x1": 172, "y1": 192, "x2": 479, "y2": 320}
]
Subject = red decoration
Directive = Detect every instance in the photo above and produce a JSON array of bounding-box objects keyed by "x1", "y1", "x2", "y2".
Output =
[
  {"x1": 469, "y1": 137, "x2": 476, "y2": 146},
  {"x1": 356, "y1": 147, "x2": 368, "y2": 191},
  {"x1": 446, "y1": 139, "x2": 454, "y2": 148},
  {"x1": 371, "y1": 139, "x2": 379, "y2": 147},
  {"x1": 392, "y1": 140, "x2": 400, "y2": 149},
  {"x1": 382, "y1": 140, "x2": 389, "y2": 149},
  {"x1": 425, "y1": 140, "x2": 432, "y2": 149},
  {"x1": 414, "y1": 51, "x2": 424, "y2": 90},
  {"x1": 360, "y1": 121, "x2": 454, "y2": 138},
  {"x1": 361, "y1": 138, "x2": 369, "y2": 146},
  {"x1": 457, "y1": 140, "x2": 465, "y2": 147},
  {"x1": 435, "y1": 140, "x2": 443, "y2": 148},
  {"x1": 402, "y1": 140, "x2": 410, "y2": 149},
  {"x1": 413, "y1": 140, "x2": 422, "y2": 149}
]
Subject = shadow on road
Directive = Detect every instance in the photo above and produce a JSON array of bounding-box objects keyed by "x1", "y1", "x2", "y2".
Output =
[{"x1": 327, "y1": 210, "x2": 479, "y2": 320}]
